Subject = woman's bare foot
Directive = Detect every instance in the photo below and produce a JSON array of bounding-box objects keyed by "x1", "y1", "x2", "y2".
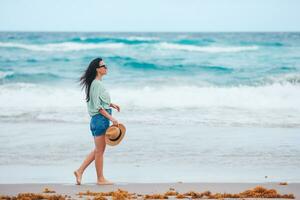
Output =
[
  {"x1": 73, "y1": 170, "x2": 82, "y2": 185},
  {"x1": 97, "y1": 177, "x2": 114, "y2": 185}
]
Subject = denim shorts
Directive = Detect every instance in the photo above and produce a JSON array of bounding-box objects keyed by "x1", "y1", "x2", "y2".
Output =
[{"x1": 90, "y1": 108, "x2": 112, "y2": 137}]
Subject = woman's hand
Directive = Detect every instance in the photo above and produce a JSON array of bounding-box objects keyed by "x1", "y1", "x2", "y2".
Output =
[
  {"x1": 110, "y1": 103, "x2": 121, "y2": 112},
  {"x1": 111, "y1": 117, "x2": 119, "y2": 126}
]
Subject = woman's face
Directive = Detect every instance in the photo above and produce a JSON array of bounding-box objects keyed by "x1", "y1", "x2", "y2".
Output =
[{"x1": 96, "y1": 60, "x2": 108, "y2": 75}]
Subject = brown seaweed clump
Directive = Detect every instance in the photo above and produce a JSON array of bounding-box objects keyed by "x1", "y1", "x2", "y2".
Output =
[
  {"x1": 43, "y1": 188, "x2": 56, "y2": 193},
  {"x1": 238, "y1": 186, "x2": 294, "y2": 199},
  {"x1": 0, "y1": 185, "x2": 296, "y2": 200},
  {"x1": 201, "y1": 190, "x2": 211, "y2": 198},
  {"x1": 77, "y1": 189, "x2": 136, "y2": 200},
  {"x1": 182, "y1": 191, "x2": 203, "y2": 199},
  {"x1": 93, "y1": 195, "x2": 107, "y2": 200},
  {"x1": 144, "y1": 194, "x2": 168, "y2": 199},
  {"x1": 111, "y1": 189, "x2": 135, "y2": 200},
  {"x1": 206, "y1": 192, "x2": 241, "y2": 199},
  {"x1": 0, "y1": 193, "x2": 66, "y2": 200},
  {"x1": 0, "y1": 195, "x2": 16, "y2": 200},
  {"x1": 279, "y1": 182, "x2": 288, "y2": 185},
  {"x1": 175, "y1": 194, "x2": 187, "y2": 199},
  {"x1": 181, "y1": 186, "x2": 295, "y2": 199},
  {"x1": 77, "y1": 190, "x2": 114, "y2": 197},
  {"x1": 164, "y1": 190, "x2": 178, "y2": 196},
  {"x1": 18, "y1": 193, "x2": 65, "y2": 200}
]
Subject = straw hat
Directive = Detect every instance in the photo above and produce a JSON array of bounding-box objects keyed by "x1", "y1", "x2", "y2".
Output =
[{"x1": 105, "y1": 123, "x2": 126, "y2": 146}]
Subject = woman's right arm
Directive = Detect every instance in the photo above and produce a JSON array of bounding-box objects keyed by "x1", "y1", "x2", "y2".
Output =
[
  {"x1": 99, "y1": 108, "x2": 119, "y2": 125},
  {"x1": 93, "y1": 82, "x2": 119, "y2": 125}
]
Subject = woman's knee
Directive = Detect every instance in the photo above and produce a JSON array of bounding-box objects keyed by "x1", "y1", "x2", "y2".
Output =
[{"x1": 94, "y1": 147, "x2": 104, "y2": 155}]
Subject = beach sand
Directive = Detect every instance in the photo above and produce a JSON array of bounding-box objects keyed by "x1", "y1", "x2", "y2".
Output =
[{"x1": 0, "y1": 182, "x2": 299, "y2": 199}]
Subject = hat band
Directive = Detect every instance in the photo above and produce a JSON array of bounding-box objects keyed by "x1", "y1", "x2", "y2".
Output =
[{"x1": 110, "y1": 129, "x2": 122, "y2": 141}]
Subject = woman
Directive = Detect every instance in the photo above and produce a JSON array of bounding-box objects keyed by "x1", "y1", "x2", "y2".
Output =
[{"x1": 74, "y1": 57, "x2": 120, "y2": 185}]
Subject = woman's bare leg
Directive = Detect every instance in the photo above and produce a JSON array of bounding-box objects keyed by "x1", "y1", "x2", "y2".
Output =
[
  {"x1": 74, "y1": 149, "x2": 95, "y2": 177},
  {"x1": 74, "y1": 149, "x2": 95, "y2": 185},
  {"x1": 94, "y1": 134, "x2": 113, "y2": 184}
]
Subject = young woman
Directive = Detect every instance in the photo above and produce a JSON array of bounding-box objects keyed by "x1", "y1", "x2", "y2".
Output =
[{"x1": 74, "y1": 57, "x2": 120, "y2": 185}]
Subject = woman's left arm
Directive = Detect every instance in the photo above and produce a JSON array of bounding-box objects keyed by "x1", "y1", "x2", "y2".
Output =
[{"x1": 110, "y1": 103, "x2": 121, "y2": 112}]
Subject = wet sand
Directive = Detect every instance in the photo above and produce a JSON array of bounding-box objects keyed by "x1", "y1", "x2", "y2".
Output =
[
  {"x1": 0, "y1": 182, "x2": 299, "y2": 199},
  {"x1": 1, "y1": 122, "x2": 300, "y2": 184}
]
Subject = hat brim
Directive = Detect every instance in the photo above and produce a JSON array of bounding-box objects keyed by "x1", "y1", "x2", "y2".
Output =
[{"x1": 105, "y1": 123, "x2": 126, "y2": 146}]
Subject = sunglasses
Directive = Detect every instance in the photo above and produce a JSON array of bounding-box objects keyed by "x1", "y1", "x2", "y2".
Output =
[
  {"x1": 98, "y1": 64, "x2": 107, "y2": 69},
  {"x1": 98, "y1": 60, "x2": 107, "y2": 69}
]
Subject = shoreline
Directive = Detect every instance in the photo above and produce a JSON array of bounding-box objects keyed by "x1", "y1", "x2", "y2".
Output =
[
  {"x1": 1, "y1": 182, "x2": 299, "y2": 199},
  {"x1": 1, "y1": 122, "x2": 300, "y2": 184}
]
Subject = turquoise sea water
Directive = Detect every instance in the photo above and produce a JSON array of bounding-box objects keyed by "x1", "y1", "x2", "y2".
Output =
[
  {"x1": 0, "y1": 32, "x2": 300, "y2": 127},
  {"x1": 0, "y1": 32, "x2": 300, "y2": 183}
]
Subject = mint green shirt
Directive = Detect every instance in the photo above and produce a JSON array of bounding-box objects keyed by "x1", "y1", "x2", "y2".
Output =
[{"x1": 87, "y1": 79, "x2": 111, "y2": 117}]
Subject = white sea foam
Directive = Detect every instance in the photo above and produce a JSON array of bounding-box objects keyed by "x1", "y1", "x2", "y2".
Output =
[
  {"x1": 0, "y1": 41, "x2": 259, "y2": 53},
  {"x1": 266, "y1": 73, "x2": 300, "y2": 85},
  {"x1": 0, "y1": 83, "x2": 84, "y2": 108},
  {"x1": 1, "y1": 82, "x2": 299, "y2": 109},
  {"x1": 113, "y1": 83, "x2": 300, "y2": 110},
  {"x1": 0, "y1": 82, "x2": 299, "y2": 127},
  {"x1": 157, "y1": 42, "x2": 259, "y2": 53},
  {"x1": 0, "y1": 42, "x2": 125, "y2": 52},
  {"x1": 76, "y1": 36, "x2": 159, "y2": 42},
  {"x1": 126, "y1": 36, "x2": 159, "y2": 41}
]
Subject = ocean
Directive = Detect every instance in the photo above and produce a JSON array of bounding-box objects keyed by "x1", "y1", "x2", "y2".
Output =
[{"x1": 0, "y1": 32, "x2": 299, "y2": 183}]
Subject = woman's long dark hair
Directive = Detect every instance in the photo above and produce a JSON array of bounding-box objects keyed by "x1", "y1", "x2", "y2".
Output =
[{"x1": 79, "y1": 57, "x2": 102, "y2": 102}]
